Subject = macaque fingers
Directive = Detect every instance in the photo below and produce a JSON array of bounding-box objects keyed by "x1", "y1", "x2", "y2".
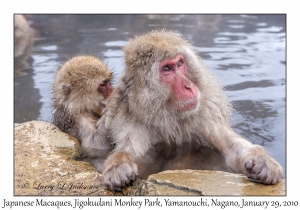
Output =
[
  {"x1": 245, "y1": 155, "x2": 283, "y2": 185},
  {"x1": 103, "y1": 152, "x2": 138, "y2": 191}
]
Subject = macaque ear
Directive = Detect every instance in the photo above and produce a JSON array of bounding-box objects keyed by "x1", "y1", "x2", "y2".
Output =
[{"x1": 62, "y1": 84, "x2": 71, "y2": 96}]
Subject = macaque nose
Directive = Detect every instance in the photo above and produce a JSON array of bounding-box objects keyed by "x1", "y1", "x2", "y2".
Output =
[
  {"x1": 183, "y1": 79, "x2": 193, "y2": 90},
  {"x1": 177, "y1": 71, "x2": 193, "y2": 90},
  {"x1": 185, "y1": 84, "x2": 192, "y2": 89}
]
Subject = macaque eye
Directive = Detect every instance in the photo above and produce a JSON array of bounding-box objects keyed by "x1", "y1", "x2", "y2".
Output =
[
  {"x1": 100, "y1": 81, "x2": 108, "y2": 86},
  {"x1": 177, "y1": 60, "x2": 184, "y2": 67},
  {"x1": 163, "y1": 66, "x2": 171, "y2": 71}
]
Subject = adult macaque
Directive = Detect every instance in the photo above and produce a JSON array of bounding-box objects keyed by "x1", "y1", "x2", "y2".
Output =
[
  {"x1": 100, "y1": 30, "x2": 283, "y2": 191},
  {"x1": 52, "y1": 55, "x2": 113, "y2": 170}
]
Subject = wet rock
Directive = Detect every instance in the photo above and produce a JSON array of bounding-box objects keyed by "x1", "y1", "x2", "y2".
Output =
[
  {"x1": 141, "y1": 170, "x2": 286, "y2": 196},
  {"x1": 14, "y1": 121, "x2": 285, "y2": 196},
  {"x1": 14, "y1": 121, "x2": 113, "y2": 196}
]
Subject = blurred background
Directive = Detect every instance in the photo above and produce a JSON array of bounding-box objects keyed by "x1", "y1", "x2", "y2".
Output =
[{"x1": 14, "y1": 14, "x2": 286, "y2": 175}]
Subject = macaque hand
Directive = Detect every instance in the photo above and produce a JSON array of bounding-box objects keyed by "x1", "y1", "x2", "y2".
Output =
[
  {"x1": 245, "y1": 154, "x2": 283, "y2": 185},
  {"x1": 103, "y1": 152, "x2": 138, "y2": 191}
]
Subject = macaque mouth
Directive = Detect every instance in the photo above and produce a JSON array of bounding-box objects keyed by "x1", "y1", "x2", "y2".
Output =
[{"x1": 176, "y1": 96, "x2": 199, "y2": 110}]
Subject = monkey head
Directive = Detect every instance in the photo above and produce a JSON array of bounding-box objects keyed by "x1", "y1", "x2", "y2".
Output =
[
  {"x1": 121, "y1": 30, "x2": 204, "y2": 120},
  {"x1": 52, "y1": 55, "x2": 113, "y2": 116}
]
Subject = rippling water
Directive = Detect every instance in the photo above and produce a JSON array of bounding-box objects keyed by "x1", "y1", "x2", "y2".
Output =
[{"x1": 14, "y1": 14, "x2": 286, "y2": 174}]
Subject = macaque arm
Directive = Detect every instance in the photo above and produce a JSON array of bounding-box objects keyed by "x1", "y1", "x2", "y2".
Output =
[
  {"x1": 200, "y1": 122, "x2": 283, "y2": 184},
  {"x1": 78, "y1": 115, "x2": 110, "y2": 151},
  {"x1": 53, "y1": 107, "x2": 74, "y2": 133},
  {"x1": 83, "y1": 88, "x2": 122, "y2": 150},
  {"x1": 103, "y1": 121, "x2": 153, "y2": 191}
]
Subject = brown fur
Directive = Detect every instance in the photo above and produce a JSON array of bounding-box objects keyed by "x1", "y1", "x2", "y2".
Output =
[
  {"x1": 52, "y1": 55, "x2": 113, "y2": 171},
  {"x1": 100, "y1": 30, "x2": 283, "y2": 191}
]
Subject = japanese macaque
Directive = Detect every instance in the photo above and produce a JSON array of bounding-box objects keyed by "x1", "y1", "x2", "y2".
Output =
[
  {"x1": 14, "y1": 14, "x2": 32, "y2": 57},
  {"x1": 14, "y1": 14, "x2": 38, "y2": 76},
  {"x1": 100, "y1": 30, "x2": 283, "y2": 191},
  {"x1": 52, "y1": 55, "x2": 113, "y2": 170}
]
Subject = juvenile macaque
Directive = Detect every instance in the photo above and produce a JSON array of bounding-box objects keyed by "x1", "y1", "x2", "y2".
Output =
[
  {"x1": 101, "y1": 30, "x2": 283, "y2": 191},
  {"x1": 52, "y1": 55, "x2": 113, "y2": 170}
]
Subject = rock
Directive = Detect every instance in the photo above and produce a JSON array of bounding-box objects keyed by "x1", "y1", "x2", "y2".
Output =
[
  {"x1": 14, "y1": 121, "x2": 285, "y2": 196},
  {"x1": 141, "y1": 170, "x2": 286, "y2": 196},
  {"x1": 14, "y1": 121, "x2": 113, "y2": 196}
]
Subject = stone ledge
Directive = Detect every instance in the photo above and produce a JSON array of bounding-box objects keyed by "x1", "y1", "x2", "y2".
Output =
[
  {"x1": 143, "y1": 170, "x2": 286, "y2": 196},
  {"x1": 14, "y1": 121, "x2": 286, "y2": 196}
]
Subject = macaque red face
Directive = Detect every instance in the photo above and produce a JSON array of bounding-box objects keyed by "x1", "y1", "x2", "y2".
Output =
[
  {"x1": 98, "y1": 80, "x2": 113, "y2": 99},
  {"x1": 159, "y1": 54, "x2": 200, "y2": 111}
]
